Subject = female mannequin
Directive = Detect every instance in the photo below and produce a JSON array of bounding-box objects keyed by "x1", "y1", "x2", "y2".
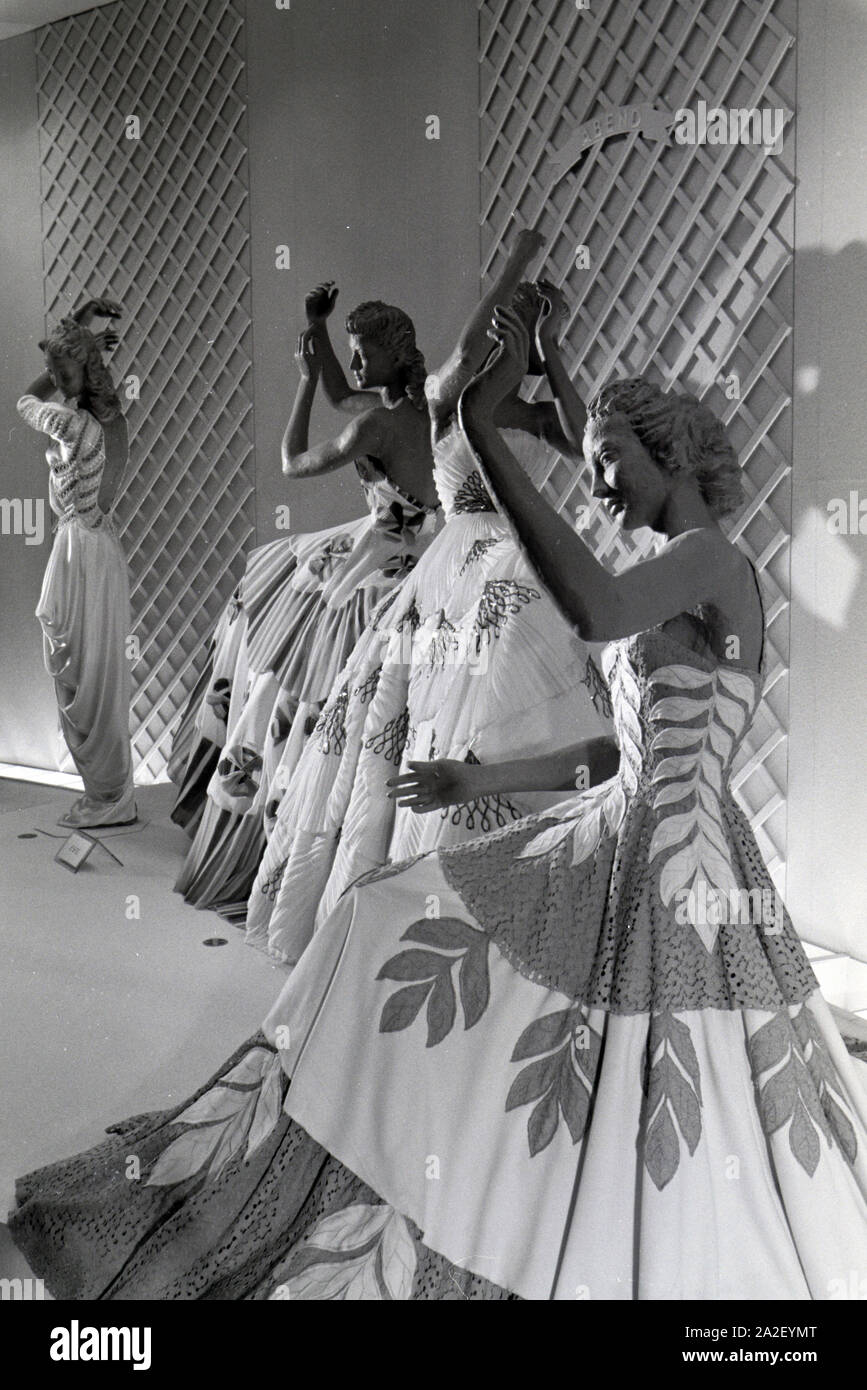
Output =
[{"x1": 17, "y1": 298, "x2": 135, "y2": 828}]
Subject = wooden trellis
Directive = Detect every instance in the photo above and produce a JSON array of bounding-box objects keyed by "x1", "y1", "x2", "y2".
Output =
[
  {"x1": 35, "y1": 0, "x2": 254, "y2": 782},
  {"x1": 480, "y1": 0, "x2": 796, "y2": 883}
]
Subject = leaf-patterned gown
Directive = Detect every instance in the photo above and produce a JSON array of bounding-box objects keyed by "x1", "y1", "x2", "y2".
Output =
[
  {"x1": 168, "y1": 457, "x2": 441, "y2": 918},
  {"x1": 9, "y1": 621, "x2": 867, "y2": 1299},
  {"x1": 244, "y1": 407, "x2": 613, "y2": 963}
]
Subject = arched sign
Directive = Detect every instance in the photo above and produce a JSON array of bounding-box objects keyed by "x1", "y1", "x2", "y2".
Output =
[{"x1": 551, "y1": 103, "x2": 674, "y2": 180}]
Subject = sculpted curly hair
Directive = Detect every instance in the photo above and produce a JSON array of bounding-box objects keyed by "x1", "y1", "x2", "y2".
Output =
[
  {"x1": 344, "y1": 301, "x2": 427, "y2": 413},
  {"x1": 586, "y1": 377, "x2": 745, "y2": 518},
  {"x1": 39, "y1": 317, "x2": 121, "y2": 424}
]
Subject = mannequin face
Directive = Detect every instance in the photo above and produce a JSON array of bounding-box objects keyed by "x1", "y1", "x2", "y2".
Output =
[
  {"x1": 46, "y1": 351, "x2": 84, "y2": 400},
  {"x1": 585, "y1": 415, "x2": 673, "y2": 533},
  {"x1": 347, "y1": 333, "x2": 398, "y2": 390}
]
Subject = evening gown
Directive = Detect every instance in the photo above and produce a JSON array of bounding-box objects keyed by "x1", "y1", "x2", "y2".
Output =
[
  {"x1": 244, "y1": 412, "x2": 613, "y2": 963},
  {"x1": 10, "y1": 614, "x2": 867, "y2": 1298},
  {"x1": 16, "y1": 395, "x2": 134, "y2": 825},
  {"x1": 170, "y1": 458, "x2": 440, "y2": 918}
]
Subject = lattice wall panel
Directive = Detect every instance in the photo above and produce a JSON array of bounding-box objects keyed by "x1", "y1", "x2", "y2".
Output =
[
  {"x1": 480, "y1": 0, "x2": 796, "y2": 882},
  {"x1": 35, "y1": 0, "x2": 254, "y2": 782}
]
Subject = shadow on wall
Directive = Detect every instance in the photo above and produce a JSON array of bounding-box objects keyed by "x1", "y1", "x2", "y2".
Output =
[
  {"x1": 789, "y1": 241, "x2": 867, "y2": 635},
  {"x1": 787, "y1": 238, "x2": 867, "y2": 961}
]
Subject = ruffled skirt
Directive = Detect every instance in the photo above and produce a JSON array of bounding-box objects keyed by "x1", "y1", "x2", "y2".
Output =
[
  {"x1": 172, "y1": 512, "x2": 436, "y2": 918},
  {"x1": 245, "y1": 510, "x2": 612, "y2": 962},
  {"x1": 10, "y1": 791, "x2": 867, "y2": 1299}
]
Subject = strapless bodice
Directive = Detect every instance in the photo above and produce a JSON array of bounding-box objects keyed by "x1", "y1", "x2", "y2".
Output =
[
  {"x1": 602, "y1": 627, "x2": 763, "y2": 799},
  {"x1": 353, "y1": 456, "x2": 439, "y2": 543},
  {"x1": 427, "y1": 426, "x2": 497, "y2": 518}
]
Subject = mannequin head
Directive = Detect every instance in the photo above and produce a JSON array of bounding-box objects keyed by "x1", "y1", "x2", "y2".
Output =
[
  {"x1": 344, "y1": 301, "x2": 427, "y2": 412},
  {"x1": 39, "y1": 318, "x2": 121, "y2": 422},
  {"x1": 584, "y1": 377, "x2": 743, "y2": 532}
]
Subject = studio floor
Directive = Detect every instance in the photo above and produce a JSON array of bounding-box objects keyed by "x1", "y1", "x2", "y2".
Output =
[
  {"x1": 0, "y1": 780, "x2": 283, "y2": 1217},
  {"x1": 2, "y1": 774, "x2": 866, "y2": 1299}
]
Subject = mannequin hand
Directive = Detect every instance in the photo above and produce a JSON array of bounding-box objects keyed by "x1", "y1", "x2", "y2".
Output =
[
  {"x1": 536, "y1": 278, "x2": 568, "y2": 350},
  {"x1": 512, "y1": 225, "x2": 545, "y2": 263},
  {"x1": 92, "y1": 327, "x2": 119, "y2": 353},
  {"x1": 295, "y1": 326, "x2": 321, "y2": 382},
  {"x1": 74, "y1": 298, "x2": 122, "y2": 328},
  {"x1": 459, "y1": 304, "x2": 530, "y2": 421},
  {"x1": 386, "y1": 759, "x2": 482, "y2": 813},
  {"x1": 305, "y1": 282, "x2": 339, "y2": 325}
]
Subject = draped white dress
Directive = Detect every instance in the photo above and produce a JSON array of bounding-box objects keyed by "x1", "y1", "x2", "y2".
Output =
[{"x1": 17, "y1": 395, "x2": 133, "y2": 821}]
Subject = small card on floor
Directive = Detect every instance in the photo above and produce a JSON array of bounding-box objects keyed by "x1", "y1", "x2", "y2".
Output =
[{"x1": 55, "y1": 829, "x2": 98, "y2": 872}]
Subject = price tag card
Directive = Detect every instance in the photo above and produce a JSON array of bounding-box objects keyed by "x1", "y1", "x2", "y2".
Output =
[{"x1": 55, "y1": 830, "x2": 98, "y2": 872}]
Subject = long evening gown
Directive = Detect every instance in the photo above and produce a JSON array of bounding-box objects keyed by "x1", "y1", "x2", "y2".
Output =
[
  {"x1": 170, "y1": 458, "x2": 440, "y2": 919},
  {"x1": 244, "y1": 409, "x2": 613, "y2": 964},
  {"x1": 9, "y1": 613, "x2": 867, "y2": 1299},
  {"x1": 16, "y1": 395, "x2": 134, "y2": 825}
]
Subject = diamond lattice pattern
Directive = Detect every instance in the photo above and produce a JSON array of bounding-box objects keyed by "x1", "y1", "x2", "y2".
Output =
[
  {"x1": 35, "y1": 0, "x2": 254, "y2": 783},
  {"x1": 480, "y1": 0, "x2": 796, "y2": 883}
]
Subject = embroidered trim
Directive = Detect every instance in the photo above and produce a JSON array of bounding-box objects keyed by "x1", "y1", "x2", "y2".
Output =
[
  {"x1": 314, "y1": 685, "x2": 349, "y2": 756},
  {"x1": 365, "y1": 708, "x2": 410, "y2": 765},
  {"x1": 352, "y1": 849, "x2": 429, "y2": 891},
  {"x1": 581, "y1": 655, "x2": 613, "y2": 720},
  {"x1": 458, "y1": 536, "x2": 501, "y2": 575},
  {"x1": 440, "y1": 752, "x2": 524, "y2": 833},
  {"x1": 472, "y1": 579, "x2": 540, "y2": 647},
  {"x1": 647, "y1": 662, "x2": 757, "y2": 953},
  {"x1": 353, "y1": 666, "x2": 383, "y2": 706},
  {"x1": 452, "y1": 470, "x2": 496, "y2": 514},
  {"x1": 396, "y1": 599, "x2": 422, "y2": 633},
  {"x1": 259, "y1": 857, "x2": 288, "y2": 902},
  {"x1": 146, "y1": 1044, "x2": 286, "y2": 1188},
  {"x1": 267, "y1": 1203, "x2": 418, "y2": 1301},
  {"x1": 427, "y1": 611, "x2": 460, "y2": 670}
]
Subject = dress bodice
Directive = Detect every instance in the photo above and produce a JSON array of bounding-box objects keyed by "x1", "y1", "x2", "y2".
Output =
[
  {"x1": 423, "y1": 371, "x2": 553, "y2": 519},
  {"x1": 445, "y1": 623, "x2": 771, "y2": 963},
  {"x1": 353, "y1": 456, "x2": 439, "y2": 544},
  {"x1": 17, "y1": 395, "x2": 107, "y2": 530},
  {"x1": 426, "y1": 426, "x2": 497, "y2": 518},
  {"x1": 602, "y1": 628, "x2": 763, "y2": 800}
]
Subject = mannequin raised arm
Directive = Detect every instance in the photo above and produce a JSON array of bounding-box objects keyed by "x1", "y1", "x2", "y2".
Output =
[
  {"x1": 282, "y1": 332, "x2": 387, "y2": 478},
  {"x1": 458, "y1": 308, "x2": 745, "y2": 644},
  {"x1": 22, "y1": 369, "x2": 56, "y2": 402},
  {"x1": 494, "y1": 281, "x2": 586, "y2": 460},
  {"x1": 22, "y1": 300, "x2": 120, "y2": 403},
  {"x1": 428, "y1": 227, "x2": 544, "y2": 429},
  {"x1": 304, "y1": 283, "x2": 379, "y2": 415}
]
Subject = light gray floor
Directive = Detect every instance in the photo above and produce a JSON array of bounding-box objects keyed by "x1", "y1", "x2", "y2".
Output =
[
  {"x1": 0, "y1": 777, "x2": 70, "y2": 813},
  {"x1": 0, "y1": 783, "x2": 284, "y2": 1216}
]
